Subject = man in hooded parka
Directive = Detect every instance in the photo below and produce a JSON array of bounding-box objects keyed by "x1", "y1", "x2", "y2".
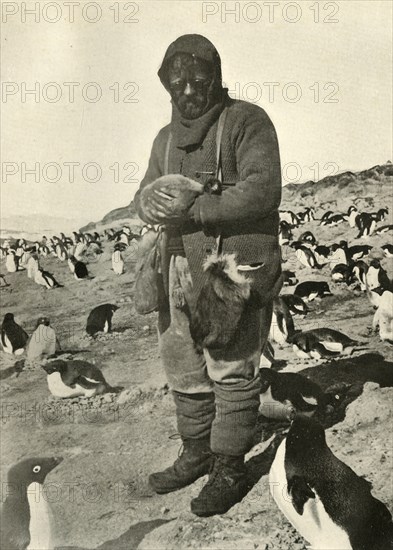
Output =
[{"x1": 134, "y1": 34, "x2": 282, "y2": 516}]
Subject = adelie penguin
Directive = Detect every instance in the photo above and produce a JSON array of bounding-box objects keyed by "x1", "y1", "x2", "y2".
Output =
[
  {"x1": 295, "y1": 246, "x2": 322, "y2": 270},
  {"x1": 269, "y1": 416, "x2": 393, "y2": 550},
  {"x1": 1, "y1": 313, "x2": 29, "y2": 355},
  {"x1": 381, "y1": 244, "x2": 393, "y2": 258},
  {"x1": 34, "y1": 269, "x2": 62, "y2": 289},
  {"x1": 259, "y1": 368, "x2": 330, "y2": 420},
  {"x1": 289, "y1": 328, "x2": 361, "y2": 359},
  {"x1": 294, "y1": 281, "x2": 332, "y2": 302},
  {"x1": 42, "y1": 359, "x2": 123, "y2": 398},
  {"x1": 112, "y1": 243, "x2": 127, "y2": 275},
  {"x1": 366, "y1": 259, "x2": 392, "y2": 291},
  {"x1": 269, "y1": 296, "x2": 295, "y2": 346},
  {"x1": 86, "y1": 303, "x2": 119, "y2": 337},
  {"x1": 0, "y1": 456, "x2": 63, "y2": 550},
  {"x1": 68, "y1": 255, "x2": 89, "y2": 280}
]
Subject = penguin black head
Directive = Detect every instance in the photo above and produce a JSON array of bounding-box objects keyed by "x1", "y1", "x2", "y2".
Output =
[
  {"x1": 41, "y1": 360, "x2": 67, "y2": 375},
  {"x1": 339, "y1": 240, "x2": 348, "y2": 249},
  {"x1": 3, "y1": 312, "x2": 15, "y2": 323},
  {"x1": 111, "y1": 305, "x2": 119, "y2": 312},
  {"x1": 370, "y1": 259, "x2": 381, "y2": 269},
  {"x1": 287, "y1": 416, "x2": 326, "y2": 454},
  {"x1": 7, "y1": 456, "x2": 63, "y2": 486},
  {"x1": 36, "y1": 317, "x2": 50, "y2": 327}
]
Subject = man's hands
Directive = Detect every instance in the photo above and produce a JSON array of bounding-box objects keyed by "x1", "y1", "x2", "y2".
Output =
[{"x1": 139, "y1": 174, "x2": 204, "y2": 225}]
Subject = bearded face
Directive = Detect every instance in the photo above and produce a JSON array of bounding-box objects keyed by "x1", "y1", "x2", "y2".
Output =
[{"x1": 167, "y1": 53, "x2": 213, "y2": 119}]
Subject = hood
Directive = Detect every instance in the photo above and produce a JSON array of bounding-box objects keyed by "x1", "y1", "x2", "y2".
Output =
[
  {"x1": 158, "y1": 34, "x2": 222, "y2": 91},
  {"x1": 158, "y1": 34, "x2": 228, "y2": 149}
]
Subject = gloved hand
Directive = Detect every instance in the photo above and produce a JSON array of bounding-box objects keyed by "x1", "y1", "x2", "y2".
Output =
[{"x1": 139, "y1": 175, "x2": 204, "y2": 224}]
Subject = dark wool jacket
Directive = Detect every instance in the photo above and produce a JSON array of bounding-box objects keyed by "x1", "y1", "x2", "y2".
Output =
[{"x1": 134, "y1": 36, "x2": 282, "y2": 306}]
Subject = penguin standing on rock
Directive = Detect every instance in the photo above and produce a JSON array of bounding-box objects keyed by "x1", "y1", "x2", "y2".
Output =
[
  {"x1": 1, "y1": 313, "x2": 29, "y2": 355},
  {"x1": 42, "y1": 359, "x2": 123, "y2": 398},
  {"x1": 0, "y1": 456, "x2": 63, "y2": 550},
  {"x1": 86, "y1": 304, "x2": 119, "y2": 337},
  {"x1": 269, "y1": 416, "x2": 393, "y2": 550}
]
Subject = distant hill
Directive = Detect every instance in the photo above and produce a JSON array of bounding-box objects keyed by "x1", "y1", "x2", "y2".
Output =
[
  {"x1": 80, "y1": 162, "x2": 392, "y2": 234},
  {"x1": 281, "y1": 162, "x2": 393, "y2": 211}
]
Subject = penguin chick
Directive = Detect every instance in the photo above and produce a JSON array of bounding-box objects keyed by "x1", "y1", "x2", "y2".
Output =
[
  {"x1": 190, "y1": 253, "x2": 250, "y2": 349},
  {"x1": 1, "y1": 456, "x2": 63, "y2": 550},
  {"x1": 42, "y1": 359, "x2": 123, "y2": 398}
]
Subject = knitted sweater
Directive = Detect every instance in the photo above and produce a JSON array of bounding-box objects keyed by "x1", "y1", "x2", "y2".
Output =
[{"x1": 134, "y1": 97, "x2": 283, "y2": 305}]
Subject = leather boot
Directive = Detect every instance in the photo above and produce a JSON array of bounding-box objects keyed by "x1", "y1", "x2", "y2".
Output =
[
  {"x1": 149, "y1": 437, "x2": 212, "y2": 494},
  {"x1": 190, "y1": 454, "x2": 249, "y2": 517},
  {"x1": 149, "y1": 391, "x2": 215, "y2": 494}
]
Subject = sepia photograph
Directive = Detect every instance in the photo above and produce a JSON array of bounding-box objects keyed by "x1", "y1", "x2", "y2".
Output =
[{"x1": 1, "y1": 1, "x2": 392, "y2": 548}]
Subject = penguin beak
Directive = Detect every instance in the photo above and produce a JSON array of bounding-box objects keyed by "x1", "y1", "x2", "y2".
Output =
[{"x1": 53, "y1": 456, "x2": 64, "y2": 466}]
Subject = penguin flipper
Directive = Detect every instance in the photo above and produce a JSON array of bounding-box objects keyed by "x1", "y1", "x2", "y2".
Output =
[
  {"x1": 287, "y1": 475, "x2": 315, "y2": 515},
  {"x1": 74, "y1": 376, "x2": 101, "y2": 390}
]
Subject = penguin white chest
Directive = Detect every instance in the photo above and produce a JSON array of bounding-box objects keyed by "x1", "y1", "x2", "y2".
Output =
[
  {"x1": 270, "y1": 440, "x2": 352, "y2": 550},
  {"x1": 366, "y1": 267, "x2": 379, "y2": 290},
  {"x1": 6, "y1": 256, "x2": 17, "y2": 272},
  {"x1": 27, "y1": 482, "x2": 52, "y2": 550},
  {"x1": 112, "y1": 251, "x2": 124, "y2": 274},
  {"x1": 2, "y1": 332, "x2": 14, "y2": 354},
  {"x1": 296, "y1": 249, "x2": 311, "y2": 268},
  {"x1": 47, "y1": 372, "x2": 84, "y2": 398}
]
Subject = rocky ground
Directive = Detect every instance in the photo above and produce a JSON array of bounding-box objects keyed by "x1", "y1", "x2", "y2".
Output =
[{"x1": 1, "y1": 209, "x2": 393, "y2": 549}]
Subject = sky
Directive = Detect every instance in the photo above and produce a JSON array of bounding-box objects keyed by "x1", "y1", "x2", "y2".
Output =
[{"x1": 1, "y1": 0, "x2": 392, "y2": 227}]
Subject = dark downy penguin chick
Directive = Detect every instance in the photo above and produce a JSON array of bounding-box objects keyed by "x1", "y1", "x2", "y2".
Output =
[
  {"x1": 203, "y1": 177, "x2": 222, "y2": 195},
  {"x1": 42, "y1": 359, "x2": 123, "y2": 398},
  {"x1": 1, "y1": 456, "x2": 63, "y2": 550},
  {"x1": 1, "y1": 313, "x2": 29, "y2": 355},
  {"x1": 86, "y1": 304, "x2": 119, "y2": 337},
  {"x1": 190, "y1": 254, "x2": 250, "y2": 349},
  {"x1": 270, "y1": 416, "x2": 393, "y2": 550},
  {"x1": 294, "y1": 281, "x2": 332, "y2": 302},
  {"x1": 259, "y1": 368, "x2": 325, "y2": 420}
]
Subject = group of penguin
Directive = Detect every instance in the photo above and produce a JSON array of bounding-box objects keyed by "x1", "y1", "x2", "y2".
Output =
[
  {"x1": 0, "y1": 225, "x2": 140, "y2": 290},
  {"x1": 1, "y1": 207, "x2": 393, "y2": 549},
  {"x1": 1, "y1": 303, "x2": 122, "y2": 400}
]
